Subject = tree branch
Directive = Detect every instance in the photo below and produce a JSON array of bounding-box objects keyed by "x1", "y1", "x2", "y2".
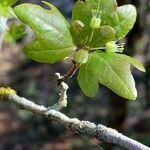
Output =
[{"x1": 0, "y1": 92, "x2": 149, "y2": 150}]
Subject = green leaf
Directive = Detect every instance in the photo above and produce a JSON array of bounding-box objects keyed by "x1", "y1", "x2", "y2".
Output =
[
  {"x1": 72, "y1": 1, "x2": 137, "y2": 44},
  {"x1": 0, "y1": 5, "x2": 9, "y2": 17},
  {"x1": 0, "y1": 4, "x2": 16, "y2": 17},
  {"x1": 114, "y1": 5, "x2": 137, "y2": 40},
  {"x1": 72, "y1": 0, "x2": 118, "y2": 28},
  {"x1": 78, "y1": 52, "x2": 144, "y2": 100},
  {"x1": 14, "y1": 2, "x2": 76, "y2": 63},
  {"x1": 78, "y1": 54, "x2": 99, "y2": 97},
  {"x1": 0, "y1": 0, "x2": 17, "y2": 16},
  {"x1": 0, "y1": 0, "x2": 17, "y2": 6},
  {"x1": 70, "y1": 20, "x2": 86, "y2": 47},
  {"x1": 5, "y1": 22, "x2": 26, "y2": 42},
  {"x1": 70, "y1": 24, "x2": 115, "y2": 47},
  {"x1": 23, "y1": 39, "x2": 75, "y2": 63},
  {"x1": 72, "y1": 0, "x2": 118, "y2": 47},
  {"x1": 111, "y1": 54, "x2": 146, "y2": 72},
  {"x1": 90, "y1": 26, "x2": 116, "y2": 47}
]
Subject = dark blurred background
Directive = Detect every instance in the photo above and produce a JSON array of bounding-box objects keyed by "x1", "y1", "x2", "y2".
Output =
[{"x1": 0, "y1": 0, "x2": 150, "y2": 149}]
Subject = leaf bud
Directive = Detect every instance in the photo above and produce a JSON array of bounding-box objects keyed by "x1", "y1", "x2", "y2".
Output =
[{"x1": 70, "y1": 20, "x2": 84, "y2": 35}]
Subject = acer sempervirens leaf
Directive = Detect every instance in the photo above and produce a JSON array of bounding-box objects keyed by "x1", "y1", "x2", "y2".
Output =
[
  {"x1": 14, "y1": 0, "x2": 145, "y2": 100},
  {"x1": 14, "y1": 1, "x2": 76, "y2": 63},
  {"x1": 78, "y1": 52, "x2": 145, "y2": 100}
]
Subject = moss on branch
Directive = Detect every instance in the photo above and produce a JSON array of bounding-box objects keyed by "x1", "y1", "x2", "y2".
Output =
[{"x1": 0, "y1": 87, "x2": 16, "y2": 99}]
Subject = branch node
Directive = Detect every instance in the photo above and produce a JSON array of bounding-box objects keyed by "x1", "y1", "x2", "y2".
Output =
[
  {"x1": 53, "y1": 72, "x2": 69, "y2": 109},
  {"x1": 57, "y1": 82, "x2": 68, "y2": 108}
]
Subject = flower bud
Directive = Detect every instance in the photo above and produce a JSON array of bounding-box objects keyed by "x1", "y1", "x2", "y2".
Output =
[
  {"x1": 90, "y1": 16, "x2": 101, "y2": 29},
  {"x1": 106, "y1": 41, "x2": 125, "y2": 53},
  {"x1": 106, "y1": 41, "x2": 118, "y2": 53},
  {"x1": 74, "y1": 49, "x2": 89, "y2": 64}
]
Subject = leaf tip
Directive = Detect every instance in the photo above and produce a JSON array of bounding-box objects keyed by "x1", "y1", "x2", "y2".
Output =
[
  {"x1": 133, "y1": 61, "x2": 146, "y2": 73},
  {"x1": 41, "y1": 1, "x2": 53, "y2": 10},
  {"x1": 129, "y1": 95, "x2": 137, "y2": 101},
  {"x1": 127, "y1": 88, "x2": 137, "y2": 101},
  {"x1": 140, "y1": 66, "x2": 146, "y2": 72}
]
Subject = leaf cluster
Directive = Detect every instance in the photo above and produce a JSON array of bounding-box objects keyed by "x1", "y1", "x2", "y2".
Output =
[{"x1": 14, "y1": 0, "x2": 145, "y2": 100}]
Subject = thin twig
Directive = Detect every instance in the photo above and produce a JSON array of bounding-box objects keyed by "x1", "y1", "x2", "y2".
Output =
[
  {"x1": 57, "y1": 63, "x2": 79, "y2": 84},
  {"x1": 52, "y1": 64, "x2": 79, "y2": 109},
  {"x1": 0, "y1": 93, "x2": 148, "y2": 150}
]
